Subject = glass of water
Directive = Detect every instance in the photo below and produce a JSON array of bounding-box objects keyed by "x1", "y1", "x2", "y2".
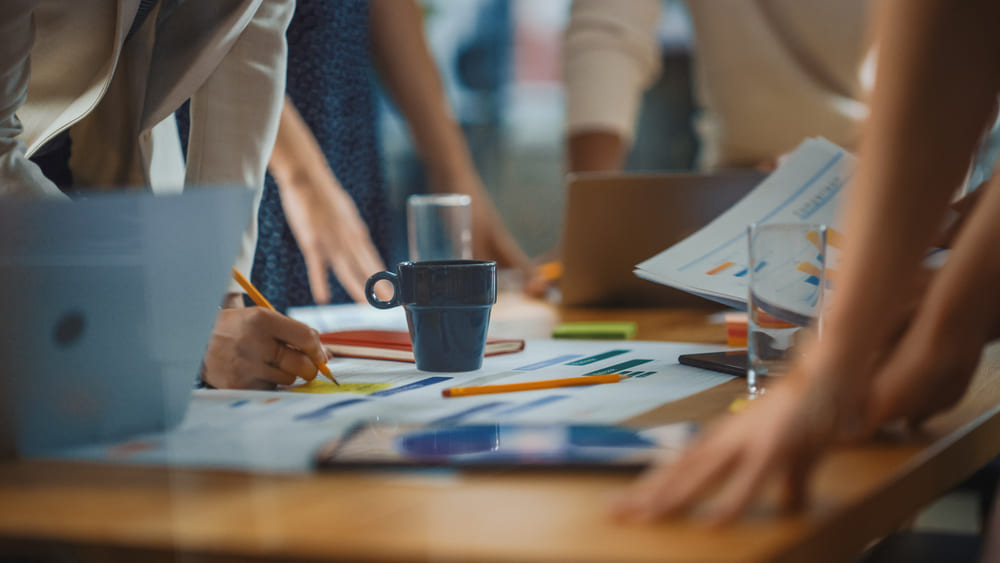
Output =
[
  {"x1": 407, "y1": 194, "x2": 472, "y2": 262},
  {"x1": 746, "y1": 223, "x2": 827, "y2": 395}
]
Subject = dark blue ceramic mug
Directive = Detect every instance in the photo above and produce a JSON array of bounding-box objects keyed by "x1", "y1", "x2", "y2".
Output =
[{"x1": 365, "y1": 260, "x2": 497, "y2": 372}]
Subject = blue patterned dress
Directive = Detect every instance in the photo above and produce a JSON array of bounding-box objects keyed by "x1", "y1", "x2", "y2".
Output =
[
  {"x1": 178, "y1": 0, "x2": 392, "y2": 312},
  {"x1": 254, "y1": 0, "x2": 391, "y2": 312}
]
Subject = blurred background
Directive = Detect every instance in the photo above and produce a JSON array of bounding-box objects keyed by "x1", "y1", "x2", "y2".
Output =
[{"x1": 379, "y1": 0, "x2": 698, "y2": 263}]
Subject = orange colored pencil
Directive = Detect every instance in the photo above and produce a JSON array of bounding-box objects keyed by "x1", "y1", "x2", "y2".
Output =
[
  {"x1": 441, "y1": 373, "x2": 622, "y2": 398},
  {"x1": 231, "y1": 268, "x2": 338, "y2": 385}
]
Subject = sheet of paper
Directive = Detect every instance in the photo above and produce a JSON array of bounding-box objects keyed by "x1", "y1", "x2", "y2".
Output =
[
  {"x1": 634, "y1": 137, "x2": 855, "y2": 308},
  {"x1": 288, "y1": 302, "x2": 409, "y2": 332},
  {"x1": 51, "y1": 339, "x2": 733, "y2": 473}
]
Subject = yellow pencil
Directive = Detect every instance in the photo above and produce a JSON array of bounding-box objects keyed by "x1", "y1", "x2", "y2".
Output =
[
  {"x1": 231, "y1": 267, "x2": 338, "y2": 385},
  {"x1": 441, "y1": 373, "x2": 622, "y2": 398}
]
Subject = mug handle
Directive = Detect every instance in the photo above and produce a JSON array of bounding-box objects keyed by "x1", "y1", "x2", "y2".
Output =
[{"x1": 365, "y1": 271, "x2": 399, "y2": 309}]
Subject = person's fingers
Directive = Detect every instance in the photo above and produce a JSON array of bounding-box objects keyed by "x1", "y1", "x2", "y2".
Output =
[
  {"x1": 639, "y1": 445, "x2": 743, "y2": 521},
  {"x1": 345, "y1": 245, "x2": 392, "y2": 302},
  {"x1": 255, "y1": 359, "x2": 298, "y2": 387},
  {"x1": 487, "y1": 222, "x2": 532, "y2": 272},
  {"x1": 866, "y1": 368, "x2": 918, "y2": 432},
  {"x1": 246, "y1": 308, "x2": 328, "y2": 371},
  {"x1": 865, "y1": 337, "x2": 972, "y2": 435},
  {"x1": 353, "y1": 237, "x2": 387, "y2": 277},
  {"x1": 329, "y1": 254, "x2": 367, "y2": 304},
  {"x1": 707, "y1": 449, "x2": 775, "y2": 524},
  {"x1": 269, "y1": 339, "x2": 319, "y2": 382},
  {"x1": 780, "y1": 456, "x2": 812, "y2": 513},
  {"x1": 523, "y1": 273, "x2": 553, "y2": 299},
  {"x1": 611, "y1": 434, "x2": 741, "y2": 521},
  {"x1": 301, "y1": 246, "x2": 332, "y2": 304},
  {"x1": 220, "y1": 355, "x2": 291, "y2": 390},
  {"x1": 320, "y1": 234, "x2": 385, "y2": 304},
  {"x1": 334, "y1": 246, "x2": 383, "y2": 304}
]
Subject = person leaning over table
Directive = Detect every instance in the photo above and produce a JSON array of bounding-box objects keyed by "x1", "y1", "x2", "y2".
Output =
[
  {"x1": 611, "y1": 0, "x2": 1000, "y2": 528},
  {"x1": 515, "y1": 0, "x2": 877, "y2": 297},
  {"x1": 176, "y1": 0, "x2": 534, "y2": 313},
  {"x1": 0, "y1": 0, "x2": 330, "y2": 391},
  {"x1": 563, "y1": 0, "x2": 872, "y2": 173}
]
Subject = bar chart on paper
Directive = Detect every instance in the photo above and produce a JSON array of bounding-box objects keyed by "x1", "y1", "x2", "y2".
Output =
[
  {"x1": 635, "y1": 137, "x2": 854, "y2": 308},
  {"x1": 51, "y1": 340, "x2": 734, "y2": 472}
]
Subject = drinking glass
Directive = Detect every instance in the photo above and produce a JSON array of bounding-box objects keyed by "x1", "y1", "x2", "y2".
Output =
[
  {"x1": 407, "y1": 194, "x2": 472, "y2": 262},
  {"x1": 746, "y1": 223, "x2": 827, "y2": 395}
]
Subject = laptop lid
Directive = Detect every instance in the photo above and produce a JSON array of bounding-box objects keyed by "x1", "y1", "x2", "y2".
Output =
[
  {"x1": 560, "y1": 172, "x2": 764, "y2": 307},
  {"x1": 0, "y1": 187, "x2": 253, "y2": 456}
]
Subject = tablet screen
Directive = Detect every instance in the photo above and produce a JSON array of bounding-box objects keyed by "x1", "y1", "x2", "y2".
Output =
[{"x1": 315, "y1": 421, "x2": 697, "y2": 470}]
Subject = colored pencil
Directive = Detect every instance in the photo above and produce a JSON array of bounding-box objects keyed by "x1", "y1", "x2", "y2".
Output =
[
  {"x1": 231, "y1": 267, "x2": 338, "y2": 385},
  {"x1": 441, "y1": 373, "x2": 621, "y2": 398}
]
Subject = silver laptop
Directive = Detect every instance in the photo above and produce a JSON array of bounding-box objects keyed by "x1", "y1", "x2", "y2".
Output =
[
  {"x1": 0, "y1": 187, "x2": 253, "y2": 456},
  {"x1": 560, "y1": 171, "x2": 765, "y2": 307}
]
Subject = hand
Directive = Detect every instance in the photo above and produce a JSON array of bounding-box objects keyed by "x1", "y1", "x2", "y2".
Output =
[
  {"x1": 441, "y1": 178, "x2": 533, "y2": 278},
  {"x1": 863, "y1": 284, "x2": 1000, "y2": 432},
  {"x1": 470, "y1": 188, "x2": 532, "y2": 274},
  {"x1": 523, "y1": 249, "x2": 563, "y2": 300},
  {"x1": 279, "y1": 175, "x2": 386, "y2": 304},
  {"x1": 201, "y1": 305, "x2": 330, "y2": 390},
  {"x1": 609, "y1": 373, "x2": 843, "y2": 524},
  {"x1": 268, "y1": 97, "x2": 387, "y2": 304}
]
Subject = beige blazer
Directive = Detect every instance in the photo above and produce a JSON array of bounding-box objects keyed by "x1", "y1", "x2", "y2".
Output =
[{"x1": 0, "y1": 0, "x2": 293, "y2": 281}]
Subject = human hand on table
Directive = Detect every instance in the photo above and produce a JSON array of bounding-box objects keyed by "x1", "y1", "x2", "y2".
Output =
[
  {"x1": 609, "y1": 369, "x2": 845, "y2": 524},
  {"x1": 608, "y1": 263, "x2": 994, "y2": 524},
  {"x1": 201, "y1": 301, "x2": 331, "y2": 390},
  {"x1": 472, "y1": 190, "x2": 532, "y2": 274},
  {"x1": 438, "y1": 178, "x2": 534, "y2": 279}
]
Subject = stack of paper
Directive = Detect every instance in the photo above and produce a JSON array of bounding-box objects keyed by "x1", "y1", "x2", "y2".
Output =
[{"x1": 634, "y1": 138, "x2": 855, "y2": 308}]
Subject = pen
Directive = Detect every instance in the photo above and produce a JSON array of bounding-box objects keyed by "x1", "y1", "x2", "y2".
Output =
[
  {"x1": 441, "y1": 373, "x2": 621, "y2": 398},
  {"x1": 231, "y1": 267, "x2": 338, "y2": 385}
]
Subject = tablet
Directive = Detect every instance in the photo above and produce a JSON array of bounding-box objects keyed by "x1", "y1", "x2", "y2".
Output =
[{"x1": 315, "y1": 421, "x2": 697, "y2": 471}]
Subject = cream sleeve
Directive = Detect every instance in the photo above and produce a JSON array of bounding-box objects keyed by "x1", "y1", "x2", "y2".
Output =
[
  {"x1": 562, "y1": 0, "x2": 663, "y2": 145},
  {"x1": 182, "y1": 0, "x2": 293, "y2": 292},
  {"x1": 0, "y1": 0, "x2": 67, "y2": 199}
]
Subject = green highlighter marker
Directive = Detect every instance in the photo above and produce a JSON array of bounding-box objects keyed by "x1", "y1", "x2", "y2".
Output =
[{"x1": 551, "y1": 321, "x2": 638, "y2": 340}]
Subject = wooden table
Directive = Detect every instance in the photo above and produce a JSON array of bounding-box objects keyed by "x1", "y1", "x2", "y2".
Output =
[{"x1": 2, "y1": 302, "x2": 999, "y2": 562}]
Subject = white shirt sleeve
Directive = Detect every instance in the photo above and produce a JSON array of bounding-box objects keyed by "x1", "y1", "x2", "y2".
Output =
[
  {"x1": 563, "y1": 0, "x2": 663, "y2": 145},
  {"x1": 0, "y1": 0, "x2": 67, "y2": 199}
]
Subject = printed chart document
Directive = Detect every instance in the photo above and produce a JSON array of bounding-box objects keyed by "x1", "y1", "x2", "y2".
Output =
[
  {"x1": 51, "y1": 339, "x2": 732, "y2": 472},
  {"x1": 635, "y1": 138, "x2": 855, "y2": 308}
]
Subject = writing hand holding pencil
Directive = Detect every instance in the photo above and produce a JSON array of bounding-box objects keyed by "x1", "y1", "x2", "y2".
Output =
[{"x1": 198, "y1": 269, "x2": 337, "y2": 390}]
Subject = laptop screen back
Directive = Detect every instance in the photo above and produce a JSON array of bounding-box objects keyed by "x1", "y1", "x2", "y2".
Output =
[
  {"x1": 560, "y1": 172, "x2": 764, "y2": 307},
  {"x1": 0, "y1": 187, "x2": 253, "y2": 456}
]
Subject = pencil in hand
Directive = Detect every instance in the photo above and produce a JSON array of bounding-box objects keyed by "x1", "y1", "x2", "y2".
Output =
[
  {"x1": 231, "y1": 268, "x2": 338, "y2": 385},
  {"x1": 441, "y1": 373, "x2": 622, "y2": 398}
]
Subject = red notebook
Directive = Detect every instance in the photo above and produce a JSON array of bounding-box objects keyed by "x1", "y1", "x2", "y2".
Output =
[{"x1": 319, "y1": 330, "x2": 525, "y2": 363}]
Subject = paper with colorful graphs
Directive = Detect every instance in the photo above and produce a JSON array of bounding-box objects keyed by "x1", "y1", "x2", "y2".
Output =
[{"x1": 634, "y1": 137, "x2": 853, "y2": 309}]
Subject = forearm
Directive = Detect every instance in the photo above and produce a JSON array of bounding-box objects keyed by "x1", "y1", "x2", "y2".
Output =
[
  {"x1": 822, "y1": 0, "x2": 1000, "y2": 356},
  {"x1": 562, "y1": 0, "x2": 661, "y2": 159},
  {"x1": 567, "y1": 130, "x2": 626, "y2": 173},
  {"x1": 268, "y1": 97, "x2": 335, "y2": 192},
  {"x1": 369, "y1": 0, "x2": 475, "y2": 189},
  {"x1": 919, "y1": 177, "x2": 1000, "y2": 346}
]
